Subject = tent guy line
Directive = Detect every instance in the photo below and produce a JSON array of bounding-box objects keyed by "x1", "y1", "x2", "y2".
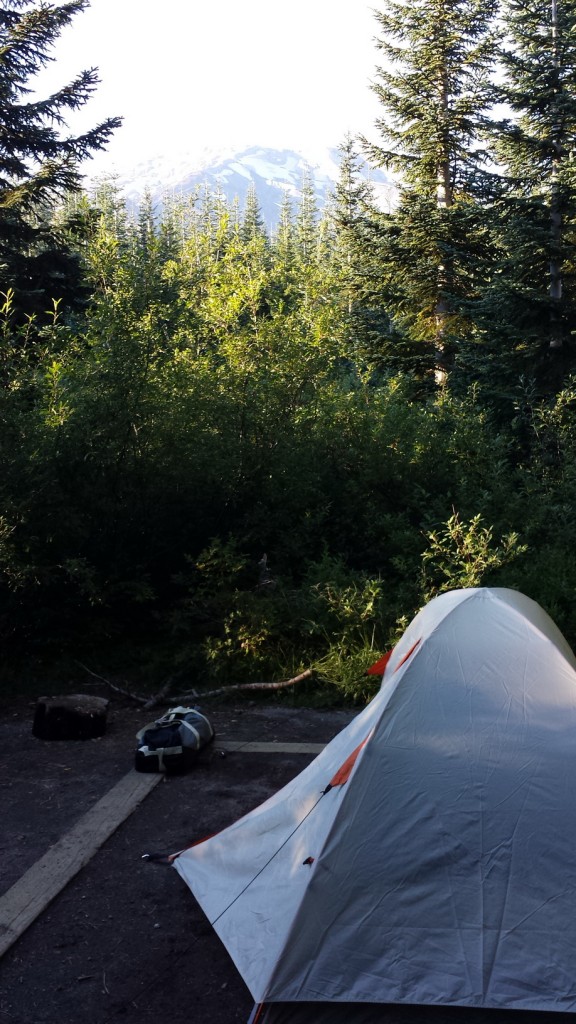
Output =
[
  {"x1": 184, "y1": 734, "x2": 373, "y2": 928},
  {"x1": 209, "y1": 789, "x2": 326, "y2": 928}
]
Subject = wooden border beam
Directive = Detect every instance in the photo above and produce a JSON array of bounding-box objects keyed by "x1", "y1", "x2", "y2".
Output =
[{"x1": 0, "y1": 770, "x2": 162, "y2": 958}]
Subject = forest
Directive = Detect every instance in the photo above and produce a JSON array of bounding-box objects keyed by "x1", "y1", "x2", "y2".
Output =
[{"x1": 2, "y1": 0, "x2": 576, "y2": 700}]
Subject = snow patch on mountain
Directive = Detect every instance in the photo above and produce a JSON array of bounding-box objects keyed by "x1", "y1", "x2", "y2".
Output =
[{"x1": 87, "y1": 144, "x2": 395, "y2": 227}]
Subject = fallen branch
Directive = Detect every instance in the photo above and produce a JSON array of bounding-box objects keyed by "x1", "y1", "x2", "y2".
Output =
[
  {"x1": 75, "y1": 661, "x2": 313, "y2": 706},
  {"x1": 177, "y1": 669, "x2": 313, "y2": 701},
  {"x1": 142, "y1": 677, "x2": 175, "y2": 710},
  {"x1": 74, "y1": 661, "x2": 147, "y2": 704}
]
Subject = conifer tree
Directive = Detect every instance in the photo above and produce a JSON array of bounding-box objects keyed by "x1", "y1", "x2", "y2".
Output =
[
  {"x1": 330, "y1": 135, "x2": 392, "y2": 367},
  {"x1": 126, "y1": 190, "x2": 182, "y2": 315},
  {"x1": 493, "y1": 0, "x2": 576, "y2": 372},
  {"x1": 241, "y1": 181, "x2": 267, "y2": 243},
  {"x1": 274, "y1": 191, "x2": 294, "y2": 265},
  {"x1": 363, "y1": 0, "x2": 499, "y2": 379},
  {"x1": 294, "y1": 170, "x2": 319, "y2": 263},
  {"x1": 0, "y1": 0, "x2": 120, "y2": 318}
]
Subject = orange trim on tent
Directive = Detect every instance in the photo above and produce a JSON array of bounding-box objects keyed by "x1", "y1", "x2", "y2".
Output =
[
  {"x1": 366, "y1": 650, "x2": 393, "y2": 675},
  {"x1": 189, "y1": 831, "x2": 219, "y2": 847},
  {"x1": 328, "y1": 733, "x2": 371, "y2": 788},
  {"x1": 170, "y1": 831, "x2": 221, "y2": 861},
  {"x1": 395, "y1": 638, "x2": 421, "y2": 671},
  {"x1": 366, "y1": 639, "x2": 421, "y2": 677}
]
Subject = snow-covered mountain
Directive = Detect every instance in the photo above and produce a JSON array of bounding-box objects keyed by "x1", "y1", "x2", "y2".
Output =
[{"x1": 88, "y1": 144, "x2": 395, "y2": 228}]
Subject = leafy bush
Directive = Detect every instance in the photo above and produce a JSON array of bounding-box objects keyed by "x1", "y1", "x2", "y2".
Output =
[
  {"x1": 420, "y1": 511, "x2": 527, "y2": 602},
  {"x1": 4, "y1": 185, "x2": 576, "y2": 696}
]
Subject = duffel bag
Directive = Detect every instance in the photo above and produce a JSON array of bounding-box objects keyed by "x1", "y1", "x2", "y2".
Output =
[{"x1": 135, "y1": 706, "x2": 214, "y2": 774}]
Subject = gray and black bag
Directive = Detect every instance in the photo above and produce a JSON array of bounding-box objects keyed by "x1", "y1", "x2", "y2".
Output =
[{"x1": 135, "y1": 706, "x2": 214, "y2": 774}]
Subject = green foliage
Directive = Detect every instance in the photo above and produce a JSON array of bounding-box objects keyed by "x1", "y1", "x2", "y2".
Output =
[
  {"x1": 165, "y1": 544, "x2": 391, "y2": 703},
  {"x1": 5, "y1": 105, "x2": 576, "y2": 700},
  {"x1": 9, "y1": 0, "x2": 576, "y2": 703},
  {"x1": 301, "y1": 555, "x2": 389, "y2": 702},
  {"x1": 421, "y1": 511, "x2": 527, "y2": 601},
  {"x1": 0, "y1": 1, "x2": 120, "y2": 322}
]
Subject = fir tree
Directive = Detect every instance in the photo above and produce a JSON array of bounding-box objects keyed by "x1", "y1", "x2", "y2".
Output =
[
  {"x1": 274, "y1": 191, "x2": 294, "y2": 264},
  {"x1": 330, "y1": 135, "x2": 392, "y2": 368},
  {"x1": 241, "y1": 181, "x2": 267, "y2": 243},
  {"x1": 362, "y1": 0, "x2": 499, "y2": 379},
  {"x1": 493, "y1": 0, "x2": 576, "y2": 372},
  {"x1": 0, "y1": 0, "x2": 120, "y2": 319},
  {"x1": 294, "y1": 170, "x2": 319, "y2": 264}
]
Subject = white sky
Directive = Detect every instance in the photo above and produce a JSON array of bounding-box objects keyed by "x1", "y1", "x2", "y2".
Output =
[{"x1": 34, "y1": 0, "x2": 383, "y2": 174}]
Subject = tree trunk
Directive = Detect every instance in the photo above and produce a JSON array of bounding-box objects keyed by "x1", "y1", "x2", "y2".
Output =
[
  {"x1": 435, "y1": 71, "x2": 453, "y2": 384},
  {"x1": 549, "y1": 0, "x2": 564, "y2": 350}
]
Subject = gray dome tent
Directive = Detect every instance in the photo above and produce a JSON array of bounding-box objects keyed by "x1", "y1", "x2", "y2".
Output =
[{"x1": 172, "y1": 588, "x2": 576, "y2": 1019}]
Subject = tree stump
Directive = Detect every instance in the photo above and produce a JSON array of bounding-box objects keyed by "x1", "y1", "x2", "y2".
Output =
[{"x1": 32, "y1": 694, "x2": 109, "y2": 741}]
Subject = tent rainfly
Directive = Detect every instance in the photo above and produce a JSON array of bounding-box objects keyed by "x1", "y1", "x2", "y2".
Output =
[{"x1": 172, "y1": 588, "x2": 576, "y2": 1019}]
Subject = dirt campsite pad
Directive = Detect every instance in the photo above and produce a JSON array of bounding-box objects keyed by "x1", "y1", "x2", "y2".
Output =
[
  {"x1": 2, "y1": 692, "x2": 576, "y2": 1024},
  {"x1": 0, "y1": 693, "x2": 356, "y2": 1024}
]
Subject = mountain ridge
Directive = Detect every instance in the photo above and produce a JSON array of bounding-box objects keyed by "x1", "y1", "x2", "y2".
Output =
[{"x1": 89, "y1": 144, "x2": 394, "y2": 227}]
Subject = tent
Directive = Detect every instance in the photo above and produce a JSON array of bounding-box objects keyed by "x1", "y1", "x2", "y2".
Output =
[{"x1": 172, "y1": 588, "x2": 576, "y2": 1018}]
